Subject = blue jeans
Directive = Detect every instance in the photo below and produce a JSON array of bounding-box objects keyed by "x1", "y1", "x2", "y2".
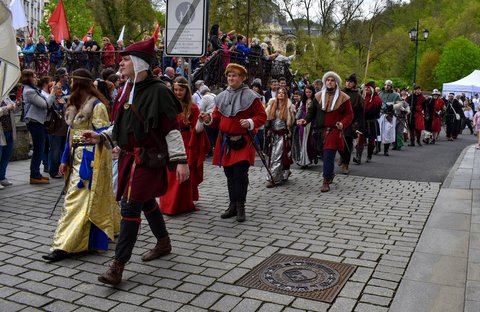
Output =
[
  {"x1": 323, "y1": 149, "x2": 336, "y2": 180},
  {"x1": 0, "y1": 131, "x2": 14, "y2": 180},
  {"x1": 48, "y1": 135, "x2": 66, "y2": 176},
  {"x1": 27, "y1": 122, "x2": 47, "y2": 178}
]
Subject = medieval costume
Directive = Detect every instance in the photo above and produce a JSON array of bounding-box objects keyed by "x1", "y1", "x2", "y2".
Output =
[
  {"x1": 302, "y1": 71, "x2": 353, "y2": 192},
  {"x1": 264, "y1": 91, "x2": 296, "y2": 187},
  {"x1": 341, "y1": 74, "x2": 364, "y2": 172},
  {"x1": 358, "y1": 81, "x2": 382, "y2": 163},
  {"x1": 95, "y1": 38, "x2": 188, "y2": 285},
  {"x1": 406, "y1": 88, "x2": 426, "y2": 146},
  {"x1": 378, "y1": 106, "x2": 396, "y2": 156},
  {"x1": 159, "y1": 88, "x2": 209, "y2": 215},
  {"x1": 423, "y1": 89, "x2": 444, "y2": 144},
  {"x1": 205, "y1": 63, "x2": 266, "y2": 222},
  {"x1": 392, "y1": 100, "x2": 410, "y2": 149},
  {"x1": 445, "y1": 93, "x2": 463, "y2": 140},
  {"x1": 292, "y1": 86, "x2": 317, "y2": 167},
  {"x1": 43, "y1": 71, "x2": 120, "y2": 262},
  {"x1": 378, "y1": 80, "x2": 401, "y2": 151}
]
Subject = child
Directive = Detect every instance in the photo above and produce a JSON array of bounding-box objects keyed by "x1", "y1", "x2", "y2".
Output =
[{"x1": 474, "y1": 107, "x2": 480, "y2": 149}]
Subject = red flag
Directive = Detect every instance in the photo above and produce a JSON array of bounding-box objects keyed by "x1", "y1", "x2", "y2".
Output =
[
  {"x1": 29, "y1": 27, "x2": 34, "y2": 39},
  {"x1": 151, "y1": 21, "x2": 161, "y2": 42},
  {"x1": 82, "y1": 25, "x2": 95, "y2": 42},
  {"x1": 47, "y1": 0, "x2": 70, "y2": 43}
]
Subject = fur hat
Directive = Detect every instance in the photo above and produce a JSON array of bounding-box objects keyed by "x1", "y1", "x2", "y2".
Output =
[
  {"x1": 225, "y1": 63, "x2": 248, "y2": 78},
  {"x1": 345, "y1": 73, "x2": 357, "y2": 84},
  {"x1": 432, "y1": 89, "x2": 441, "y2": 95},
  {"x1": 120, "y1": 37, "x2": 156, "y2": 64},
  {"x1": 322, "y1": 71, "x2": 341, "y2": 87}
]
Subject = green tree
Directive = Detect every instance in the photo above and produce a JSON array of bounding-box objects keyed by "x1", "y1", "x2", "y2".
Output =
[
  {"x1": 89, "y1": 0, "x2": 160, "y2": 41},
  {"x1": 39, "y1": 0, "x2": 99, "y2": 41},
  {"x1": 417, "y1": 51, "x2": 440, "y2": 90},
  {"x1": 434, "y1": 36, "x2": 480, "y2": 83}
]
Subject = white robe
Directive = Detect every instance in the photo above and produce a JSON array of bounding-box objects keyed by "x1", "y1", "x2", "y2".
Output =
[{"x1": 379, "y1": 114, "x2": 396, "y2": 144}]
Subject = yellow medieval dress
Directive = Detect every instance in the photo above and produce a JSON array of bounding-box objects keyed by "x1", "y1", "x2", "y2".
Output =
[{"x1": 51, "y1": 97, "x2": 120, "y2": 253}]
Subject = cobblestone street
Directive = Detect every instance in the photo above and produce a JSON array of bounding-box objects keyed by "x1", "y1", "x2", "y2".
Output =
[{"x1": 0, "y1": 157, "x2": 447, "y2": 312}]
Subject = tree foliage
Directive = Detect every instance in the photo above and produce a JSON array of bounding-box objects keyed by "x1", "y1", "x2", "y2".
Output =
[{"x1": 434, "y1": 36, "x2": 480, "y2": 84}]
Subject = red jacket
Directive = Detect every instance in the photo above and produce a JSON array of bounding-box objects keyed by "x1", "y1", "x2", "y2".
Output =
[
  {"x1": 101, "y1": 43, "x2": 115, "y2": 66},
  {"x1": 211, "y1": 98, "x2": 266, "y2": 166}
]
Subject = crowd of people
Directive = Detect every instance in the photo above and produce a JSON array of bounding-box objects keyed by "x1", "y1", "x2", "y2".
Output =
[{"x1": 2, "y1": 34, "x2": 478, "y2": 286}]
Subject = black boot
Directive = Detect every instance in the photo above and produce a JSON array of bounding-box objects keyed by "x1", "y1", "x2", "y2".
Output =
[
  {"x1": 367, "y1": 144, "x2": 374, "y2": 162},
  {"x1": 236, "y1": 202, "x2": 246, "y2": 222},
  {"x1": 408, "y1": 140, "x2": 415, "y2": 146},
  {"x1": 417, "y1": 138, "x2": 422, "y2": 146},
  {"x1": 221, "y1": 202, "x2": 237, "y2": 219},
  {"x1": 384, "y1": 144, "x2": 390, "y2": 156},
  {"x1": 374, "y1": 142, "x2": 381, "y2": 154}
]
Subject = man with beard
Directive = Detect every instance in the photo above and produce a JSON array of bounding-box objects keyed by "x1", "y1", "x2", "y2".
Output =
[
  {"x1": 339, "y1": 73, "x2": 364, "y2": 174},
  {"x1": 297, "y1": 71, "x2": 353, "y2": 192},
  {"x1": 445, "y1": 93, "x2": 463, "y2": 140},
  {"x1": 406, "y1": 86, "x2": 426, "y2": 146}
]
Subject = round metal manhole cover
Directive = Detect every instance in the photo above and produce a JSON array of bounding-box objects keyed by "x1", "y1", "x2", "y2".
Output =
[{"x1": 259, "y1": 260, "x2": 340, "y2": 292}]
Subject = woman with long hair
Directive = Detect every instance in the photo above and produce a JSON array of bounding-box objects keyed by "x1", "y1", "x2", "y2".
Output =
[
  {"x1": 159, "y1": 76, "x2": 209, "y2": 215},
  {"x1": 42, "y1": 68, "x2": 120, "y2": 262},
  {"x1": 265, "y1": 87, "x2": 296, "y2": 187},
  {"x1": 21, "y1": 69, "x2": 51, "y2": 184},
  {"x1": 292, "y1": 84, "x2": 317, "y2": 167}
]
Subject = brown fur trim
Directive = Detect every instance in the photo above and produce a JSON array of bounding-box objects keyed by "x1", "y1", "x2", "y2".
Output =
[
  {"x1": 315, "y1": 91, "x2": 350, "y2": 112},
  {"x1": 65, "y1": 97, "x2": 99, "y2": 126}
]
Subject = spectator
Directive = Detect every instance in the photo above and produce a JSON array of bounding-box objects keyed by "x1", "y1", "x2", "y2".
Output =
[
  {"x1": 46, "y1": 82, "x2": 68, "y2": 178},
  {"x1": 35, "y1": 36, "x2": 50, "y2": 76},
  {"x1": 0, "y1": 98, "x2": 16, "y2": 189},
  {"x1": 192, "y1": 80, "x2": 204, "y2": 104},
  {"x1": 21, "y1": 69, "x2": 51, "y2": 184},
  {"x1": 209, "y1": 24, "x2": 222, "y2": 51},
  {"x1": 54, "y1": 68, "x2": 71, "y2": 96},
  {"x1": 234, "y1": 35, "x2": 250, "y2": 65},
  {"x1": 47, "y1": 34, "x2": 63, "y2": 70},
  {"x1": 71, "y1": 36, "x2": 86, "y2": 70},
  {"x1": 107, "y1": 74, "x2": 121, "y2": 100},
  {"x1": 101, "y1": 37, "x2": 116, "y2": 69},
  {"x1": 264, "y1": 79, "x2": 279, "y2": 103},
  {"x1": 161, "y1": 67, "x2": 175, "y2": 84},
  {"x1": 21, "y1": 38, "x2": 36, "y2": 69},
  {"x1": 83, "y1": 35, "x2": 100, "y2": 75}
]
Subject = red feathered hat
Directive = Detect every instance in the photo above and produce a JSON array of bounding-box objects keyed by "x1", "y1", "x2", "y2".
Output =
[{"x1": 120, "y1": 37, "x2": 156, "y2": 64}]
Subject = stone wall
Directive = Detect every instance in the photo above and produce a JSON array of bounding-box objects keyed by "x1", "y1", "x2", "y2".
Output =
[{"x1": 11, "y1": 114, "x2": 31, "y2": 161}]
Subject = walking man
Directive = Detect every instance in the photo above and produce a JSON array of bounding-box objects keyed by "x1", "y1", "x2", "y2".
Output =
[
  {"x1": 297, "y1": 71, "x2": 353, "y2": 192},
  {"x1": 84, "y1": 38, "x2": 189, "y2": 285}
]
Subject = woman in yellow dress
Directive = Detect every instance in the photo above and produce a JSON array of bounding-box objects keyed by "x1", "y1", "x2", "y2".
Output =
[{"x1": 43, "y1": 68, "x2": 120, "y2": 262}]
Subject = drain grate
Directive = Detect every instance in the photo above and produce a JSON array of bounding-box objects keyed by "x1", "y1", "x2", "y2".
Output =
[{"x1": 236, "y1": 253, "x2": 356, "y2": 303}]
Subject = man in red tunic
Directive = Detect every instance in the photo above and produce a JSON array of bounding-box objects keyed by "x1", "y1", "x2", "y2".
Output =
[
  {"x1": 199, "y1": 63, "x2": 266, "y2": 222},
  {"x1": 84, "y1": 38, "x2": 189, "y2": 285},
  {"x1": 297, "y1": 71, "x2": 354, "y2": 192},
  {"x1": 406, "y1": 86, "x2": 426, "y2": 146}
]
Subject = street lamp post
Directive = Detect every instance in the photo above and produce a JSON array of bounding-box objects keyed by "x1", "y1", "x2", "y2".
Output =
[{"x1": 409, "y1": 20, "x2": 429, "y2": 90}]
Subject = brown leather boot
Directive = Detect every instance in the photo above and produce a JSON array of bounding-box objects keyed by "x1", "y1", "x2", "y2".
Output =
[
  {"x1": 98, "y1": 259, "x2": 125, "y2": 285},
  {"x1": 341, "y1": 164, "x2": 349, "y2": 175},
  {"x1": 141, "y1": 236, "x2": 172, "y2": 262},
  {"x1": 220, "y1": 202, "x2": 237, "y2": 219},
  {"x1": 320, "y1": 179, "x2": 331, "y2": 192}
]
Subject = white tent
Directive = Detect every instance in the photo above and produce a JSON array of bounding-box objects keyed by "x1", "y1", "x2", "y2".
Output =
[
  {"x1": 0, "y1": 1, "x2": 20, "y2": 99},
  {"x1": 442, "y1": 70, "x2": 480, "y2": 97}
]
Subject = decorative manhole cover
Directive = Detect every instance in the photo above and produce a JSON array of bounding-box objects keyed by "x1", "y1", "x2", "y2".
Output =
[{"x1": 237, "y1": 253, "x2": 356, "y2": 303}]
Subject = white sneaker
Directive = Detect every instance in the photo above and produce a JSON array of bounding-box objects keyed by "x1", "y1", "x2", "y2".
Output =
[
  {"x1": 0, "y1": 184, "x2": 4, "y2": 190},
  {"x1": 0, "y1": 179, "x2": 12, "y2": 186}
]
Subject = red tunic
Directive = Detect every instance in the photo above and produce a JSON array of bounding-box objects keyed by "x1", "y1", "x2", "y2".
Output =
[
  {"x1": 322, "y1": 100, "x2": 354, "y2": 151},
  {"x1": 432, "y1": 99, "x2": 444, "y2": 133},
  {"x1": 159, "y1": 104, "x2": 209, "y2": 215},
  {"x1": 414, "y1": 103, "x2": 425, "y2": 130},
  {"x1": 211, "y1": 98, "x2": 267, "y2": 167},
  {"x1": 117, "y1": 114, "x2": 178, "y2": 202}
]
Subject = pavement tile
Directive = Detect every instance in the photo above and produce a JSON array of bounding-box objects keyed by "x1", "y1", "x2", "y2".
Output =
[
  {"x1": 149, "y1": 288, "x2": 196, "y2": 304},
  {"x1": 43, "y1": 301, "x2": 79, "y2": 312},
  {"x1": 329, "y1": 297, "x2": 356, "y2": 312},
  {"x1": 209, "y1": 295, "x2": 242, "y2": 311},
  {"x1": 17, "y1": 280, "x2": 56, "y2": 295},
  {"x1": 74, "y1": 295, "x2": 119, "y2": 311},
  {"x1": 0, "y1": 299, "x2": 25, "y2": 312},
  {"x1": 291, "y1": 298, "x2": 330, "y2": 311},
  {"x1": 243, "y1": 289, "x2": 295, "y2": 305},
  {"x1": 142, "y1": 298, "x2": 182, "y2": 312},
  {"x1": 257, "y1": 302, "x2": 284, "y2": 312},
  {"x1": 231, "y1": 298, "x2": 262, "y2": 312},
  {"x1": 8, "y1": 291, "x2": 54, "y2": 307}
]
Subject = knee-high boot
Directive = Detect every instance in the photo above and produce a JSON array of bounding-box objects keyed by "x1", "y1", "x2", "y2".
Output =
[
  {"x1": 367, "y1": 144, "x2": 375, "y2": 162},
  {"x1": 384, "y1": 143, "x2": 390, "y2": 156},
  {"x1": 374, "y1": 141, "x2": 381, "y2": 154}
]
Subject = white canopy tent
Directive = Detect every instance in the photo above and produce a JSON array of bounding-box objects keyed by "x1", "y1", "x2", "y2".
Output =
[{"x1": 442, "y1": 70, "x2": 480, "y2": 98}]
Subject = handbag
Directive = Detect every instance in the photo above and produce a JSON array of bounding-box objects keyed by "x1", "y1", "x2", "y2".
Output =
[
  {"x1": 130, "y1": 104, "x2": 169, "y2": 169},
  {"x1": 45, "y1": 109, "x2": 63, "y2": 134}
]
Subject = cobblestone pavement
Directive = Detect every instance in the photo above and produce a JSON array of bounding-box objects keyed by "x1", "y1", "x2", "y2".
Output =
[{"x1": 0, "y1": 159, "x2": 441, "y2": 311}]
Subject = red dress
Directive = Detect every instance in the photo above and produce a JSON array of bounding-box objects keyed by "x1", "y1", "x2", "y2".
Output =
[
  {"x1": 432, "y1": 99, "x2": 444, "y2": 132},
  {"x1": 159, "y1": 104, "x2": 210, "y2": 215},
  {"x1": 211, "y1": 98, "x2": 267, "y2": 167}
]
